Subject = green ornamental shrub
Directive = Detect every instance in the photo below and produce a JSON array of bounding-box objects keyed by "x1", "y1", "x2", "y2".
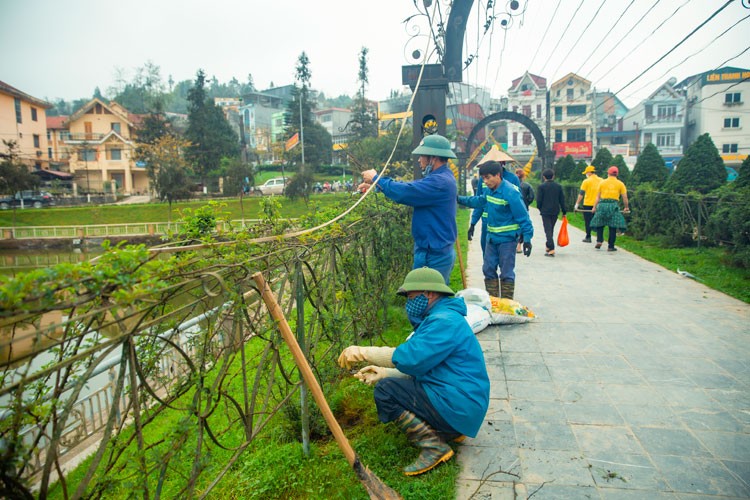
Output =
[
  {"x1": 665, "y1": 133, "x2": 725, "y2": 194},
  {"x1": 631, "y1": 143, "x2": 669, "y2": 188}
]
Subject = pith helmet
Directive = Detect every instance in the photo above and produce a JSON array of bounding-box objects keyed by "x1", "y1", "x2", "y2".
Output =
[
  {"x1": 411, "y1": 134, "x2": 457, "y2": 159},
  {"x1": 397, "y1": 267, "x2": 455, "y2": 296}
]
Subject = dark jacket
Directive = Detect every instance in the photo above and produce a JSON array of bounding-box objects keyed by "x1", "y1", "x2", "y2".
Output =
[{"x1": 536, "y1": 180, "x2": 566, "y2": 217}]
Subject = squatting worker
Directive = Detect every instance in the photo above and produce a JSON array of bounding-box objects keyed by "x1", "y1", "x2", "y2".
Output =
[
  {"x1": 337, "y1": 267, "x2": 489, "y2": 476},
  {"x1": 591, "y1": 166, "x2": 630, "y2": 251},
  {"x1": 358, "y1": 134, "x2": 457, "y2": 284},
  {"x1": 574, "y1": 165, "x2": 602, "y2": 243}
]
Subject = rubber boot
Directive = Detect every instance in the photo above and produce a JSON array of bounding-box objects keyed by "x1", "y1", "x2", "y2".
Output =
[
  {"x1": 500, "y1": 280, "x2": 515, "y2": 300},
  {"x1": 395, "y1": 411, "x2": 454, "y2": 476},
  {"x1": 484, "y1": 278, "x2": 500, "y2": 298}
]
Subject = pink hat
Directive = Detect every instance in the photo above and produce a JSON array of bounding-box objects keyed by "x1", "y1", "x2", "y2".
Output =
[{"x1": 607, "y1": 166, "x2": 619, "y2": 175}]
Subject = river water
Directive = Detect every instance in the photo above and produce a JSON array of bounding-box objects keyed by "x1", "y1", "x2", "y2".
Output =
[{"x1": 0, "y1": 247, "x2": 105, "y2": 276}]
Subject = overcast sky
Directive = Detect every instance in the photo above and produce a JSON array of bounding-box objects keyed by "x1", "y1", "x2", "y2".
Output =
[{"x1": 1, "y1": 0, "x2": 748, "y2": 109}]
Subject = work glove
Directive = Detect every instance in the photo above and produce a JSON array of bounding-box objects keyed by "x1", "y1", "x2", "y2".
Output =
[
  {"x1": 574, "y1": 204, "x2": 579, "y2": 211},
  {"x1": 467, "y1": 224, "x2": 475, "y2": 241},
  {"x1": 337, "y1": 346, "x2": 396, "y2": 370},
  {"x1": 353, "y1": 365, "x2": 410, "y2": 386},
  {"x1": 522, "y1": 241, "x2": 532, "y2": 257}
]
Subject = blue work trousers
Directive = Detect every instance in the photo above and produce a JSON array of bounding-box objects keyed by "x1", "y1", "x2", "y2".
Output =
[
  {"x1": 482, "y1": 240, "x2": 517, "y2": 282},
  {"x1": 413, "y1": 244, "x2": 455, "y2": 285}
]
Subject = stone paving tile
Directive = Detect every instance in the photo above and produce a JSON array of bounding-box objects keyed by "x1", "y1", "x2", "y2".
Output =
[
  {"x1": 466, "y1": 420, "x2": 516, "y2": 449},
  {"x1": 454, "y1": 479, "x2": 516, "y2": 500},
  {"x1": 523, "y1": 483, "x2": 603, "y2": 499},
  {"x1": 484, "y1": 398, "x2": 513, "y2": 422},
  {"x1": 503, "y1": 364, "x2": 551, "y2": 382},
  {"x1": 692, "y1": 430, "x2": 750, "y2": 461},
  {"x1": 563, "y1": 402, "x2": 626, "y2": 426},
  {"x1": 571, "y1": 424, "x2": 646, "y2": 455},
  {"x1": 458, "y1": 445, "x2": 520, "y2": 482},
  {"x1": 601, "y1": 490, "x2": 678, "y2": 499},
  {"x1": 506, "y1": 380, "x2": 559, "y2": 401},
  {"x1": 510, "y1": 399, "x2": 568, "y2": 424},
  {"x1": 631, "y1": 427, "x2": 712, "y2": 458},
  {"x1": 721, "y1": 460, "x2": 750, "y2": 490},
  {"x1": 500, "y1": 351, "x2": 545, "y2": 366},
  {"x1": 555, "y1": 382, "x2": 612, "y2": 405},
  {"x1": 518, "y1": 448, "x2": 595, "y2": 487},
  {"x1": 675, "y1": 407, "x2": 747, "y2": 433},
  {"x1": 650, "y1": 454, "x2": 750, "y2": 497},
  {"x1": 601, "y1": 383, "x2": 669, "y2": 406},
  {"x1": 586, "y1": 452, "x2": 669, "y2": 491},
  {"x1": 615, "y1": 403, "x2": 679, "y2": 428},
  {"x1": 588, "y1": 367, "x2": 649, "y2": 385},
  {"x1": 639, "y1": 368, "x2": 696, "y2": 387},
  {"x1": 514, "y1": 421, "x2": 578, "y2": 451}
]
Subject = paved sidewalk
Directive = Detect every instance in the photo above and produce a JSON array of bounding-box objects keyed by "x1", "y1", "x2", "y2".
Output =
[{"x1": 456, "y1": 208, "x2": 750, "y2": 499}]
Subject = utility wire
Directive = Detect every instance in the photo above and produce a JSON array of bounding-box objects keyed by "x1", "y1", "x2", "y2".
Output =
[
  {"x1": 574, "y1": 0, "x2": 638, "y2": 75},
  {"x1": 613, "y1": 0, "x2": 735, "y2": 96},
  {"x1": 526, "y1": 0, "x2": 562, "y2": 71},
  {"x1": 537, "y1": 0, "x2": 587, "y2": 76},
  {"x1": 549, "y1": 0, "x2": 609, "y2": 80}
]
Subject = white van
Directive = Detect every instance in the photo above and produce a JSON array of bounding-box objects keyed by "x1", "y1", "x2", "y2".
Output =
[{"x1": 255, "y1": 178, "x2": 286, "y2": 195}]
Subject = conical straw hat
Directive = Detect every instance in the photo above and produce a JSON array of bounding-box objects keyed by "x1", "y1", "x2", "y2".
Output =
[{"x1": 478, "y1": 145, "x2": 515, "y2": 164}]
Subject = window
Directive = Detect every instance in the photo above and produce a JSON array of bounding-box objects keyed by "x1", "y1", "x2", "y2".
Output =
[
  {"x1": 567, "y1": 105, "x2": 586, "y2": 116},
  {"x1": 47, "y1": 131, "x2": 51, "y2": 140},
  {"x1": 512, "y1": 132, "x2": 518, "y2": 146},
  {"x1": 566, "y1": 88, "x2": 574, "y2": 100},
  {"x1": 657, "y1": 105, "x2": 676, "y2": 118},
  {"x1": 554, "y1": 129, "x2": 563, "y2": 142},
  {"x1": 724, "y1": 117, "x2": 740, "y2": 128},
  {"x1": 320, "y1": 114, "x2": 332, "y2": 123},
  {"x1": 48, "y1": 148, "x2": 53, "y2": 159},
  {"x1": 512, "y1": 105, "x2": 518, "y2": 113},
  {"x1": 567, "y1": 129, "x2": 586, "y2": 142},
  {"x1": 31, "y1": 107, "x2": 38, "y2": 121},
  {"x1": 522, "y1": 105, "x2": 531, "y2": 117},
  {"x1": 14, "y1": 98, "x2": 22, "y2": 123},
  {"x1": 725, "y1": 92, "x2": 741, "y2": 104},
  {"x1": 656, "y1": 133, "x2": 675, "y2": 147},
  {"x1": 522, "y1": 132, "x2": 532, "y2": 145},
  {"x1": 33, "y1": 134, "x2": 40, "y2": 148},
  {"x1": 722, "y1": 144, "x2": 738, "y2": 153},
  {"x1": 556, "y1": 90, "x2": 560, "y2": 97},
  {"x1": 80, "y1": 149, "x2": 96, "y2": 161},
  {"x1": 536, "y1": 104, "x2": 542, "y2": 119},
  {"x1": 554, "y1": 107, "x2": 562, "y2": 121},
  {"x1": 111, "y1": 123, "x2": 121, "y2": 133},
  {"x1": 108, "y1": 148, "x2": 122, "y2": 160}
]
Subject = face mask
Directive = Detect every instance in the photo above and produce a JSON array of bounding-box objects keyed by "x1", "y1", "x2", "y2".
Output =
[
  {"x1": 405, "y1": 293, "x2": 430, "y2": 327},
  {"x1": 422, "y1": 158, "x2": 435, "y2": 176}
]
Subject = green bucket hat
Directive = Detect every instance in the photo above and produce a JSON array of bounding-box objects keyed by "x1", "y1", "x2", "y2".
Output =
[
  {"x1": 397, "y1": 267, "x2": 455, "y2": 296},
  {"x1": 411, "y1": 134, "x2": 457, "y2": 159}
]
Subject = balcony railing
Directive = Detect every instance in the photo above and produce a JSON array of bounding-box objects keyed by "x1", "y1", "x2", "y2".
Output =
[
  {"x1": 61, "y1": 133, "x2": 106, "y2": 142},
  {"x1": 644, "y1": 115, "x2": 683, "y2": 124}
]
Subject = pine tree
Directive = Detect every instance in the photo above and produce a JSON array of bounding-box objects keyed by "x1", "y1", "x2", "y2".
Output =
[
  {"x1": 185, "y1": 70, "x2": 240, "y2": 189},
  {"x1": 348, "y1": 47, "x2": 378, "y2": 141},
  {"x1": 612, "y1": 154, "x2": 630, "y2": 185},
  {"x1": 631, "y1": 143, "x2": 669, "y2": 188},
  {"x1": 591, "y1": 147, "x2": 613, "y2": 177},
  {"x1": 554, "y1": 154, "x2": 576, "y2": 181},
  {"x1": 733, "y1": 153, "x2": 750, "y2": 190},
  {"x1": 665, "y1": 133, "x2": 725, "y2": 194}
]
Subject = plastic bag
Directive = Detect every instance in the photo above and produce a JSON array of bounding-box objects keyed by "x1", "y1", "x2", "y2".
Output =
[
  {"x1": 489, "y1": 297, "x2": 536, "y2": 324},
  {"x1": 465, "y1": 303, "x2": 491, "y2": 333},
  {"x1": 456, "y1": 288, "x2": 492, "y2": 311},
  {"x1": 557, "y1": 215, "x2": 569, "y2": 247}
]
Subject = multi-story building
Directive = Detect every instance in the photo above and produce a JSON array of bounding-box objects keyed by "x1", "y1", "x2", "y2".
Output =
[
  {"x1": 623, "y1": 78, "x2": 686, "y2": 167},
  {"x1": 506, "y1": 72, "x2": 547, "y2": 158},
  {"x1": 314, "y1": 107, "x2": 353, "y2": 163},
  {"x1": 677, "y1": 66, "x2": 750, "y2": 168},
  {"x1": 549, "y1": 73, "x2": 594, "y2": 160},
  {"x1": 61, "y1": 98, "x2": 148, "y2": 195},
  {"x1": 0, "y1": 80, "x2": 51, "y2": 171},
  {"x1": 591, "y1": 90, "x2": 630, "y2": 157}
]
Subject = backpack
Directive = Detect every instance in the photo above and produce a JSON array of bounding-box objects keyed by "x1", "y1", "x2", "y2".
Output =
[{"x1": 521, "y1": 182, "x2": 535, "y2": 207}]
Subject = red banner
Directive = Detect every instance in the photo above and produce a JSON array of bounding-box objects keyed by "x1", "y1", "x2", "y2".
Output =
[
  {"x1": 553, "y1": 141, "x2": 592, "y2": 158},
  {"x1": 285, "y1": 133, "x2": 299, "y2": 152}
]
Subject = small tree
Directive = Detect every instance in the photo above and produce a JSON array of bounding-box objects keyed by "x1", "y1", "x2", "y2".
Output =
[
  {"x1": 347, "y1": 47, "x2": 378, "y2": 141},
  {"x1": 220, "y1": 157, "x2": 254, "y2": 196},
  {"x1": 0, "y1": 140, "x2": 38, "y2": 223},
  {"x1": 665, "y1": 133, "x2": 725, "y2": 194},
  {"x1": 140, "y1": 135, "x2": 193, "y2": 222},
  {"x1": 591, "y1": 147, "x2": 614, "y2": 177},
  {"x1": 553, "y1": 154, "x2": 577, "y2": 181},
  {"x1": 733, "y1": 154, "x2": 750, "y2": 190},
  {"x1": 631, "y1": 143, "x2": 669, "y2": 188},
  {"x1": 612, "y1": 154, "x2": 630, "y2": 184}
]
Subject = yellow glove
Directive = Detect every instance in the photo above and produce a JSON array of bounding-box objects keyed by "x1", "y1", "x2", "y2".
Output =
[
  {"x1": 354, "y1": 365, "x2": 410, "y2": 386},
  {"x1": 337, "y1": 346, "x2": 396, "y2": 369}
]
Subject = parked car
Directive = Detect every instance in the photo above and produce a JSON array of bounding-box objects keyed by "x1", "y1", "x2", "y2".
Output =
[
  {"x1": 254, "y1": 177, "x2": 287, "y2": 196},
  {"x1": 0, "y1": 191, "x2": 56, "y2": 209}
]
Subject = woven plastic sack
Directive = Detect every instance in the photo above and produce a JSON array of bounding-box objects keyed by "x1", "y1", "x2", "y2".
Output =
[
  {"x1": 489, "y1": 296, "x2": 536, "y2": 324},
  {"x1": 456, "y1": 288, "x2": 492, "y2": 311},
  {"x1": 465, "y1": 303, "x2": 491, "y2": 333}
]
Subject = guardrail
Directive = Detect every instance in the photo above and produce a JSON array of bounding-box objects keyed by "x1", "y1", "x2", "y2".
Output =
[{"x1": 0, "y1": 220, "x2": 263, "y2": 240}]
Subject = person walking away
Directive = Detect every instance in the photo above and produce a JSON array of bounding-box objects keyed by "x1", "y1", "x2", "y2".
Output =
[
  {"x1": 515, "y1": 168, "x2": 535, "y2": 253},
  {"x1": 536, "y1": 169, "x2": 566, "y2": 257},
  {"x1": 468, "y1": 162, "x2": 521, "y2": 255},
  {"x1": 338, "y1": 267, "x2": 490, "y2": 476},
  {"x1": 359, "y1": 134, "x2": 457, "y2": 283},
  {"x1": 591, "y1": 166, "x2": 630, "y2": 251},
  {"x1": 458, "y1": 161, "x2": 533, "y2": 299},
  {"x1": 574, "y1": 165, "x2": 601, "y2": 242}
]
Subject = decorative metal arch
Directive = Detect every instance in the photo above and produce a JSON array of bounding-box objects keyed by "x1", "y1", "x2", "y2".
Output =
[{"x1": 463, "y1": 111, "x2": 550, "y2": 168}]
